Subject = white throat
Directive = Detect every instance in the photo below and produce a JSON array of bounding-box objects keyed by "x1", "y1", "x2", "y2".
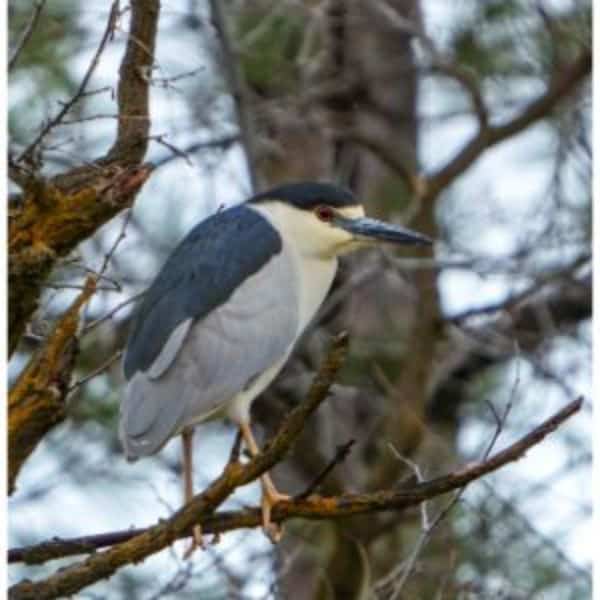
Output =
[{"x1": 249, "y1": 201, "x2": 363, "y2": 332}]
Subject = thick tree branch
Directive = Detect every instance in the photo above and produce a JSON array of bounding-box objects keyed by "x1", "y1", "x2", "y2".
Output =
[
  {"x1": 8, "y1": 164, "x2": 152, "y2": 355},
  {"x1": 103, "y1": 0, "x2": 159, "y2": 164},
  {"x1": 8, "y1": 0, "x2": 160, "y2": 356},
  {"x1": 8, "y1": 280, "x2": 96, "y2": 494},
  {"x1": 8, "y1": 397, "x2": 582, "y2": 568},
  {"x1": 8, "y1": 334, "x2": 348, "y2": 600}
]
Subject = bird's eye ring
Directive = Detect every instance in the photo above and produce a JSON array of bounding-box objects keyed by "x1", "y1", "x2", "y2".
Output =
[{"x1": 315, "y1": 205, "x2": 335, "y2": 222}]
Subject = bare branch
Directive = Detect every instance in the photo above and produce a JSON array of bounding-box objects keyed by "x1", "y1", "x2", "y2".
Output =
[
  {"x1": 17, "y1": 2, "x2": 120, "y2": 165},
  {"x1": 426, "y1": 49, "x2": 591, "y2": 199},
  {"x1": 152, "y1": 134, "x2": 240, "y2": 169},
  {"x1": 8, "y1": 0, "x2": 47, "y2": 71},
  {"x1": 9, "y1": 163, "x2": 153, "y2": 355},
  {"x1": 67, "y1": 349, "x2": 123, "y2": 392},
  {"x1": 295, "y1": 439, "x2": 355, "y2": 499},
  {"x1": 208, "y1": 0, "x2": 258, "y2": 189},
  {"x1": 8, "y1": 279, "x2": 97, "y2": 494},
  {"x1": 103, "y1": 1, "x2": 159, "y2": 165},
  {"x1": 83, "y1": 291, "x2": 146, "y2": 333},
  {"x1": 8, "y1": 397, "x2": 582, "y2": 570},
  {"x1": 7, "y1": 334, "x2": 349, "y2": 599}
]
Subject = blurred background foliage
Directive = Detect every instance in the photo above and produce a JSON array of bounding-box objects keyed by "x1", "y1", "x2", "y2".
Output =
[{"x1": 8, "y1": 0, "x2": 591, "y2": 598}]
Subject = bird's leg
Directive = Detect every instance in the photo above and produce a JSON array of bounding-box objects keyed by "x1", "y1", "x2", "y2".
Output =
[
  {"x1": 182, "y1": 427, "x2": 204, "y2": 557},
  {"x1": 239, "y1": 421, "x2": 289, "y2": 543}
]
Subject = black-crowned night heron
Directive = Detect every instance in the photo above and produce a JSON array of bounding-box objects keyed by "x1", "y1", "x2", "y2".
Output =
[{"x1": 120, "y1": 182, "x2": 431, "y2": 551}]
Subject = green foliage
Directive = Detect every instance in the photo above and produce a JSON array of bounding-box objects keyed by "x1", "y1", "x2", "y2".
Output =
[
  {"x1": 236, "y1": 10, "x2": 306, "y2": 95},
  {"x1": 372, "y1": 176, "x2": 415, "y2": 214},
  {"x1": 69, "y1": 387, "x2": 119, "y2": 429},
  {"x1": 448, "y1": 0, "x2": 590, "y2": 82}
]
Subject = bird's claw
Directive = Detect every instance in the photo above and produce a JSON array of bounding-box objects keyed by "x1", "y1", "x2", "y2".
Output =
[
  {"x1": 261, "y1": 490, "x2": 290, "y2": 544},
  {"x1": 264, "y1": 521, "x2": 284, "y2": 543}
]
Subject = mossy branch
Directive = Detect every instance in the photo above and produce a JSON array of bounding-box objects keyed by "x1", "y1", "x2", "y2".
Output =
[
  {"x1": 8, "y1": 279, "x2": 97, "y2": 495},
  {"x1": 8, "y1": 396, "x2": 582, "y2": 598},
  {"x1": 8, "y1": 0, "x2": 160, "y2": 356},
  {"x1": 8, "y1": 333, "x2": 349, "y2": 600}
]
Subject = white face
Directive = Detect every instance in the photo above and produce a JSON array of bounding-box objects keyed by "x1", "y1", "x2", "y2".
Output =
[{"x1": 251, "y1": 201, "x2": 367, "y2": 259}]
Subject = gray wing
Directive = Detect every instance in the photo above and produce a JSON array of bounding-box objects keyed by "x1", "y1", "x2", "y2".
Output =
[{"x1": 120, "y1": 247, "x2": 299, "y2": 459}]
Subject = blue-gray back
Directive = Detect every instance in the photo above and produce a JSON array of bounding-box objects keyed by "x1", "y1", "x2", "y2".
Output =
[{"x1": 123, "y1": 205, "x2": 283, "y2": 379}]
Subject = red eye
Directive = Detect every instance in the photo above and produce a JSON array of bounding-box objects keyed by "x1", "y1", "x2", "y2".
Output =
[{"x1": 315, "y1": 205, "x2": 334, "y2": 222}]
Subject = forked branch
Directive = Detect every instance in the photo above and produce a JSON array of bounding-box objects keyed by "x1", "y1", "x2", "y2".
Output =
[{"x1": 8, "y1": 389, "x2": 582, "y2": 599}]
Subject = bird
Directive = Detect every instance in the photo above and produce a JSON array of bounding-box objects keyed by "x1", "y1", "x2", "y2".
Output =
[{"x1": 120, "y1": 181, "x2": 432, "y2": 552}]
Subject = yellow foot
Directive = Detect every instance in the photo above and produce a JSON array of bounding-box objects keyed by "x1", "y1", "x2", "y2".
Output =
[
  {"x1": 261, "y1": 490, "x2": 290, "y2": 543},
  {"x1": 183, "y1": 524, "x2": 205, "y2": 559}
]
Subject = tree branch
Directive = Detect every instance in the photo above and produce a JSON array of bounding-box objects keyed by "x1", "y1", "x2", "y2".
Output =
[
  {"x1": 429, "y1": 276, "x2": 591, "y2": 423},
  {"x1": 8, "y1": 279, "x2": 96, "y2": 494},
  {"x1": 8, "y1": 164, "x2": 152, "y2": 355},
  {"x1": 425, "y1": 49, "x2": 591, "y2": 199},
  {"x1": 103, "y1": 0, "x2": 159, "y2": 165},
  {"x1": 8, "y1": 397, "x2": 582, "y2": 569},
  {"x1": 8, "y1": 0, "x2": 160, "y2": 356},
  {"x1": 17, "y1": 1, "x2": 120, "y2": 165},
  {"x1": 8, "y1": 333, "x2": 349, "y2": 600},
  {"x1": 350, "y1": 49, "x2": 590, "y2": 202},
  {"x1": 8, "y1": 0, "x2": 47, "y2": 72}
]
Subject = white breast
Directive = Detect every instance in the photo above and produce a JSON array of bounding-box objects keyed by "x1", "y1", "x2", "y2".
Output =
[
  {"x1": 225, "y1": 203, "x2": 340, "y2": 424},
  {"x1": 249, "y1": 203, "x2": 338, "y2": 334},
  {"x1": 288, "y1": 247, "x2": 337, "y2": 333}
]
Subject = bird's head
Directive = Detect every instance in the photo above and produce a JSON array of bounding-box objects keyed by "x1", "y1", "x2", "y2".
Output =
[{"x1": 249, "y1": 182, "x2": 432, "y2": 259}]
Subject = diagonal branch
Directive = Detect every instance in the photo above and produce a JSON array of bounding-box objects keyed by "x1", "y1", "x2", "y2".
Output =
[
  {"x1": 8, "y1": 279, "x2": 97, "y2": 494},
  {"x1": 350, "y1": 49, "x2": 590, "y2": 202},
  {"x1": 425, "y1": 49, "x2": 591, "y2": 199},
  {"x1": 8, "y1": 334, "x2": 349, "y2": 600},
  {"x1": 8, "y1": 397, "x2": 582, "y2": 567},
  {"x1": 8, "y1": 0, "x2": 47, "y2": 72}
]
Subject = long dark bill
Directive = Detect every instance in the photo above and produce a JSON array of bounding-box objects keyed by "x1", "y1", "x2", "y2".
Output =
[{"x1": 337, "y1": 216, "x2": 433, "y2": 246}]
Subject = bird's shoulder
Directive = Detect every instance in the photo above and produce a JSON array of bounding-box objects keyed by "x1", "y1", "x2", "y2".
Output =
[
  {"x1": 159, "y1": 204, "x2": 280, "y2": 281},
  {"x1": 123, "y1": 204, "x2": 283, "y2": 378}
]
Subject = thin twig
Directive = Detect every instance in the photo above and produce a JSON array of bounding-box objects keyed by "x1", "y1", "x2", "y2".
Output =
[
  {"x1": 295, "y1": 439, "x2": 355, "y2": 499},
  {"x1": 8, "y1": 1, "x2": 47, "y2": 71},
  {"x1": 387, "y1": 444, "x2": 430, "y2": 530},
  {"x1": 98, "y1": 209, "x2": 133, "y2": 280},
  {"x1": 17, "y1": 1, "x2": 120, "y2": 164},
  {"x1": 84, "y1": 291, "x2": 146, "y2": 333},
  {"x1": 152, "y1": 134, "x2": 240, "y2": 168},
  {"x1": 228, "y1": 430, "x2": 243, "y2": 463},
  {"x1": 482, "y1": 343, "x2": 521, "y2": 459},
  {"x1": 68, "y1": 350, "x2": 123, "y2": 392},
  {"x1": 40, "y1": 283, "x2": 119, "y2": 292}
]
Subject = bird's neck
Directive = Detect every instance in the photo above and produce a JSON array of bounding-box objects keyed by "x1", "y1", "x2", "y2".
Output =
[{"x1": 249, "y1": 203, "x2": 338, "y2": 331}]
